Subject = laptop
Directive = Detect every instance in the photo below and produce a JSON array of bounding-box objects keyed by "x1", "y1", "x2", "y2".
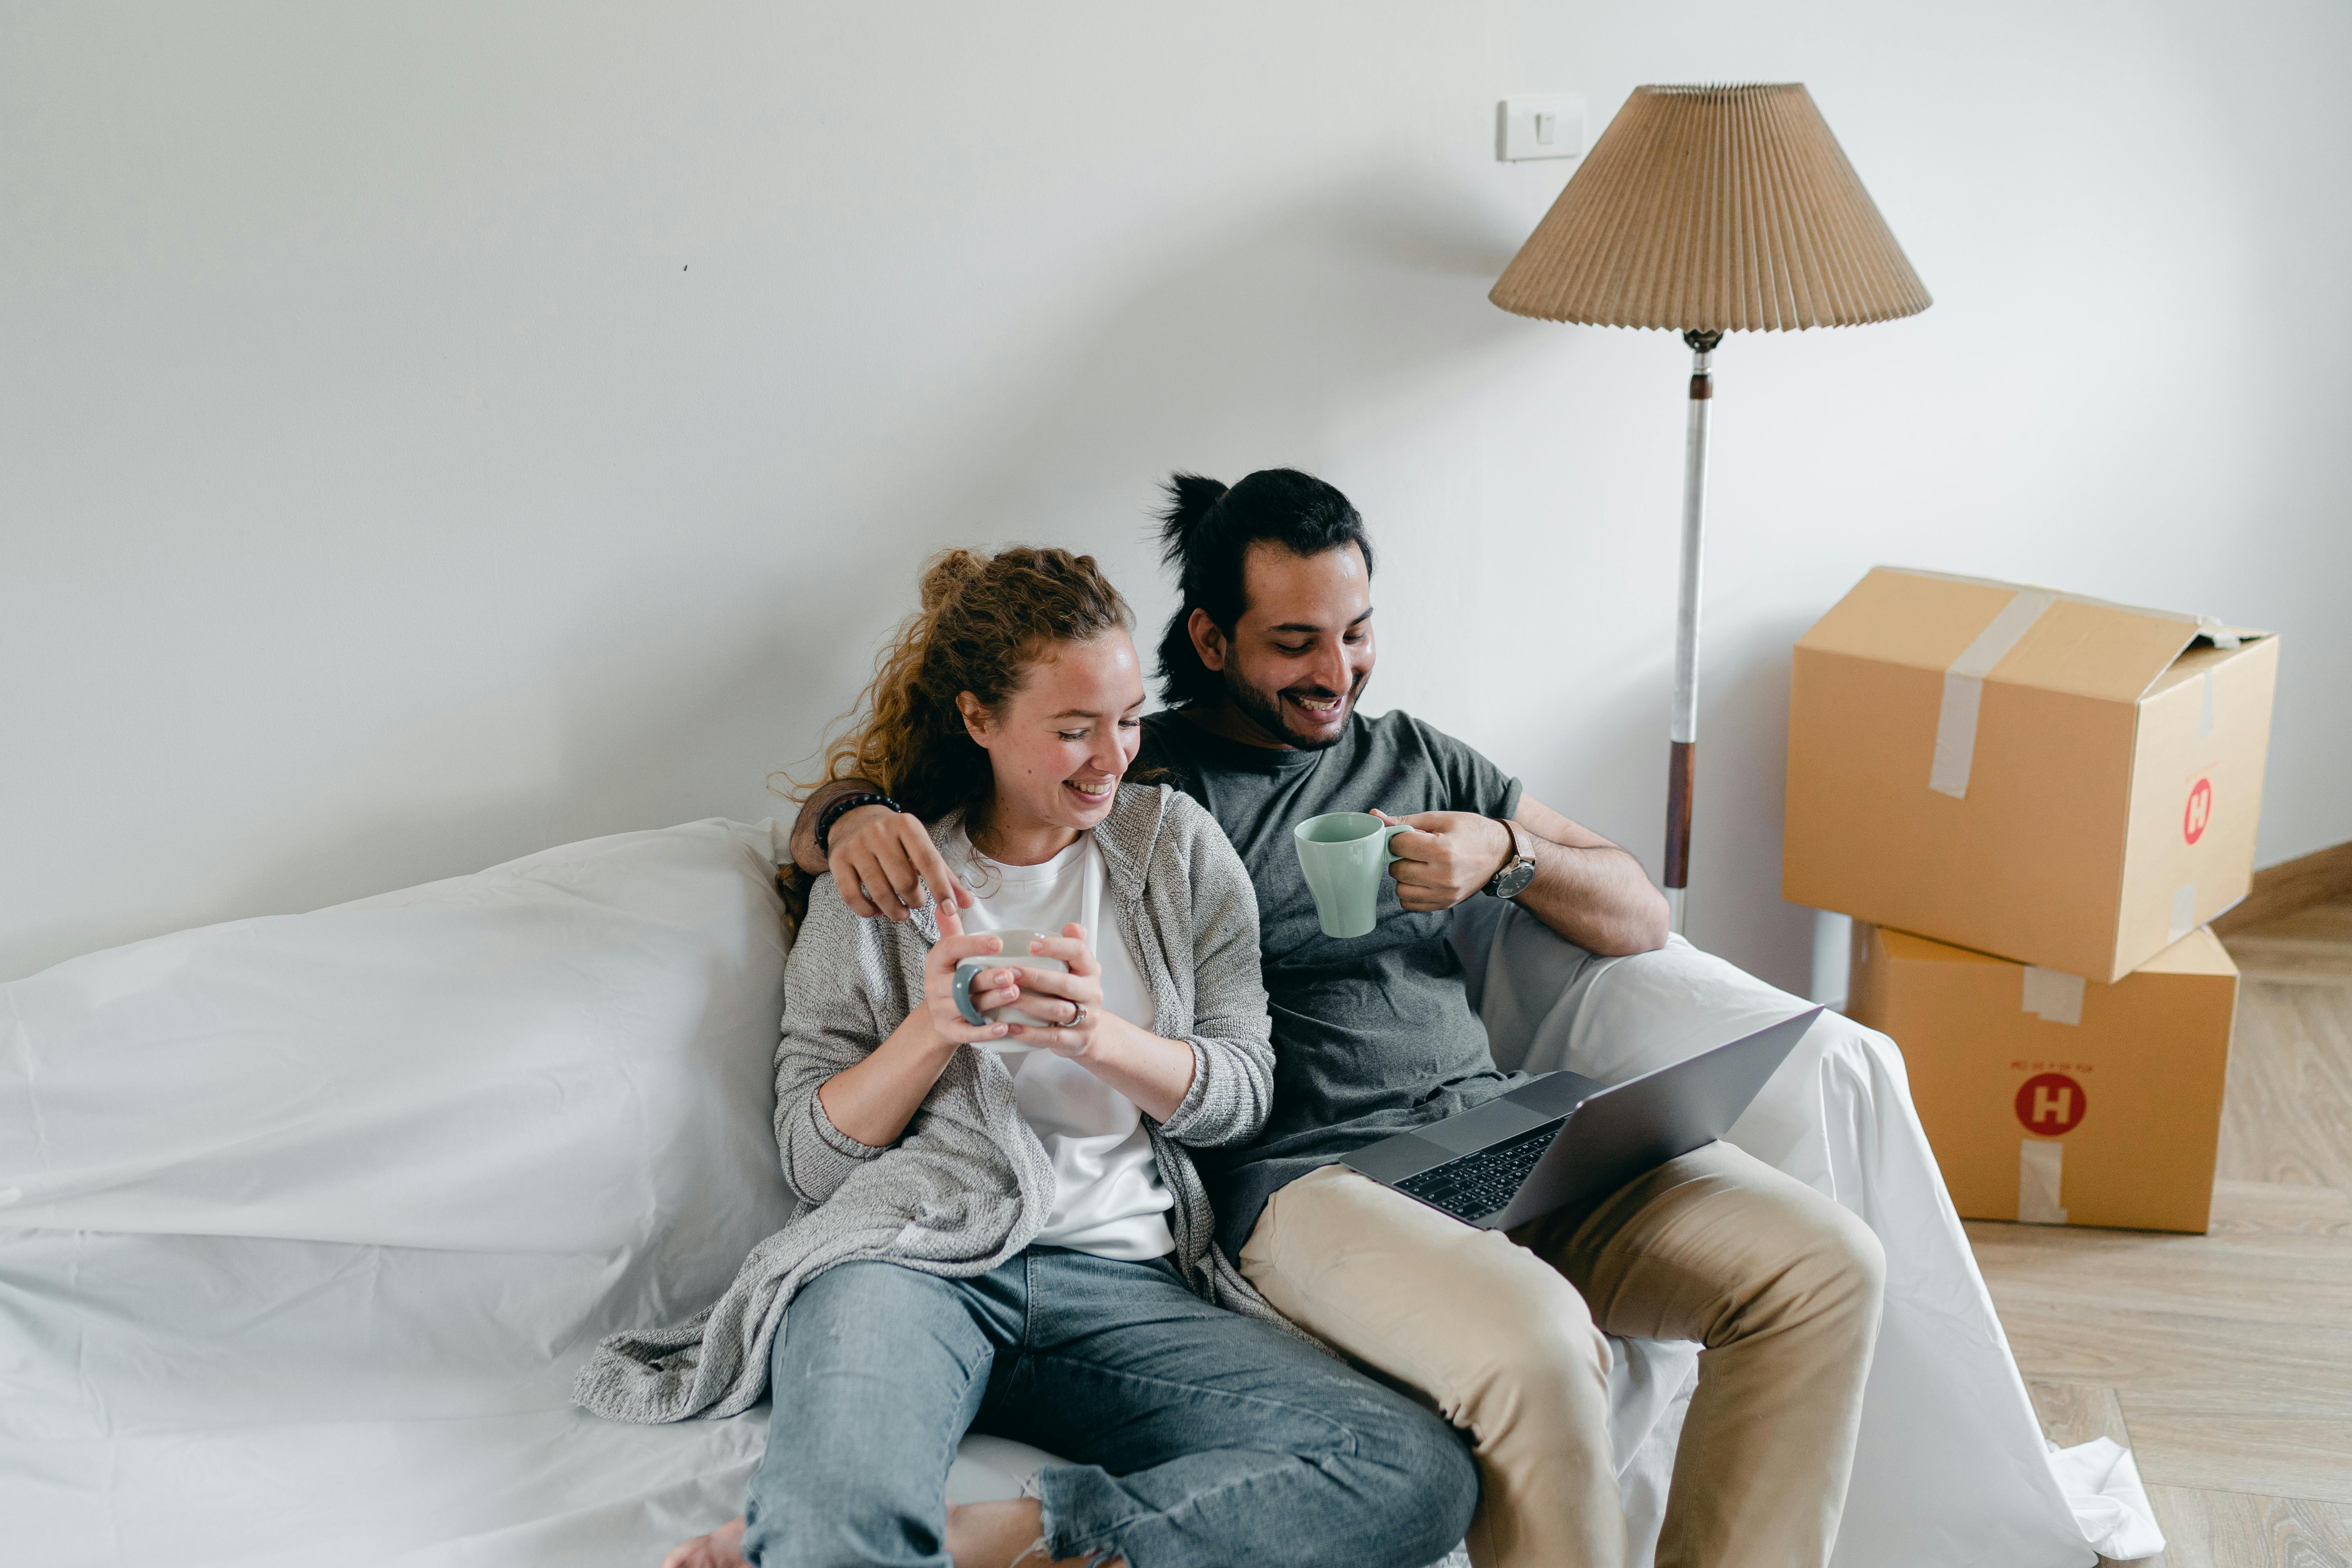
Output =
[{"x1": 1341, "y1": 1008, "x2": 1822, "y2": 1230}]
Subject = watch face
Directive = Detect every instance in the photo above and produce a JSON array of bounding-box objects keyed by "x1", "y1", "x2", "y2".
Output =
[{"x1": 1493, "y1": 858, "x2": 1537, "y2": 899}]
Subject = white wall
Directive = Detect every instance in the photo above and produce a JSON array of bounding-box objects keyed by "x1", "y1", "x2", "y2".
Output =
[{"x1": 6, "y1": 1, "x2": 2348, "y2": 991}]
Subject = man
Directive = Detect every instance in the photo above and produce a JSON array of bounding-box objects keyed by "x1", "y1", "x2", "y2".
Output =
[{"x1": 793, "y1": 469, "x2": 1885, "y2": 1568}]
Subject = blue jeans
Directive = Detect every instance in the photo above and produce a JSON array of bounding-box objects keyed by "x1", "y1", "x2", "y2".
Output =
[{"x1": 743, "y1": 1246, "x2": 1477, "y2": 1568}]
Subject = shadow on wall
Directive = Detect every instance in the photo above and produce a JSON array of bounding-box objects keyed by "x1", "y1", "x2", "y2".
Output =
[
  {"x1": 1687, "y1": 618, "x2": 1813, "y2": 990},
  {"x1": 155, "y1": 171, "x2": 1549, "y2": 958},
  {"x1": 967, "y1": 173, "x2": 1531, "y2": 525},
  {"x1": 1490, "y1": 614, "x2": 1816, "y2": 997}
]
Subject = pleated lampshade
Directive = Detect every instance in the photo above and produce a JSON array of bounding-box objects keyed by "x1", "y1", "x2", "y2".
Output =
[{"x1": 1490, "y1": 83, "x2": 1930, "y2": 333}]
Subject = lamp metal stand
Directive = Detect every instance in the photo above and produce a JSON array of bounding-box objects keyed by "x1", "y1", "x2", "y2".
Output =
[{"x1": 1664, "y1": 327, "x2": 1722, "y2": 936}]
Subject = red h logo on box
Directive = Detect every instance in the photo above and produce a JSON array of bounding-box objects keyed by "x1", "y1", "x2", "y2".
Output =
[
  {"x1": 2184, "y1": 777, "x2": 2214, "y2": 845},
  {"x1": 2015, "y1": 1072, "x2": 2087, "y2": 1135}
]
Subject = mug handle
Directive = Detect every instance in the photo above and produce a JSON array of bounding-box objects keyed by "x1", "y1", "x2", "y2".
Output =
[
  {"x1": 951, "y1": 959, "x2": 991, "y2": 1027},
  {"x1": 1380, "y1": 822, "x2": 1410, "y2": 863}
]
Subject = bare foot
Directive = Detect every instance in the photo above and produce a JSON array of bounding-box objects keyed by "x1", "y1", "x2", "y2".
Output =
[
  {"x1": 944, "y1": 1499, "x2": 1123, "y2": 1568},
  {"x1": 661, "y1": 1515, "x2": 747, "y2": 1568}
]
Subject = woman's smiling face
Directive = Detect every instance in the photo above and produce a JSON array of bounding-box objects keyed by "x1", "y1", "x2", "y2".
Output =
[{"x1": 960, "y1": 631, "x2": 1146, "y2": 852}]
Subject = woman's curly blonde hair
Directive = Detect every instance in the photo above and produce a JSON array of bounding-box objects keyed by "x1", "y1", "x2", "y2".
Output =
[{"x1": 779, "y1": 545, "x2": 1132, "y2": 923}]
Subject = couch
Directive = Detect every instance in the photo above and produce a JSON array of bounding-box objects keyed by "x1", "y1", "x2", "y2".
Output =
[{"x1": 0, "y1": 819, "x2": 2125, "y2": 1564}]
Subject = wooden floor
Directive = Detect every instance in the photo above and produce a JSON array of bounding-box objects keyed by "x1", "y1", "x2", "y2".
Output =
[{"x1": 1968, "y1": 895, "x2": 2352, "y2": 1568}]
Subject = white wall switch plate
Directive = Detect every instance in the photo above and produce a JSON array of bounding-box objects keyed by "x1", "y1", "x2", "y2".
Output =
[{"x1": 1496, "y1": 94, "x2": 1586, "y2": 162}]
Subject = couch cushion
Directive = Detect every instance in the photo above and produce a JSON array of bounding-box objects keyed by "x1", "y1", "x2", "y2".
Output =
[{"x1": 0, "y1": 820, "x2": 811, "y2": 1563}]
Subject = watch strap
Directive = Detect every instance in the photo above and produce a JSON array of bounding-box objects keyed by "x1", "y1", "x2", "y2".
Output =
[{"x1": 1486, "y1": 818, "x2": 1536, "y2": 898}]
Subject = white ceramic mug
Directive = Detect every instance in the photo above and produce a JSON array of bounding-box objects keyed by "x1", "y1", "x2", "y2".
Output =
[{"x1": 951, "y1": 928, "x2": 1068, "y2": 1051}]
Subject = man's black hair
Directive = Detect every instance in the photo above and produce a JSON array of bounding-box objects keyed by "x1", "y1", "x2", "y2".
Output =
[{"x1": 1151, "y1": 468, "x2": 1375, "y2": 707}]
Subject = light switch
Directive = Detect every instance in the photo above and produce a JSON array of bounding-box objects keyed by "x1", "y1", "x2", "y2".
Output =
[{"x1": 1497, "y1": 94, "x2": 1585, "y2": 162}]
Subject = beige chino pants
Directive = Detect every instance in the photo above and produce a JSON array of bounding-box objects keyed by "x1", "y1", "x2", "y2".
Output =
[{"x1": 1238, "y1": 1143, "x2": 1885, "y2": 1568}]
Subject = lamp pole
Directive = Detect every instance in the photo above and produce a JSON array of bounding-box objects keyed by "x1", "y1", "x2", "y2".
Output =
[
  {"x1": 1664, "y1": 327, "x2": 1722, "y2": 936},
  {"x1": 1487, "y1": 85, "x2": 1929, "y2": 936}
]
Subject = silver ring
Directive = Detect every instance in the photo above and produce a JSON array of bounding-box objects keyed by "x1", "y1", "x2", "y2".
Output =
[{"x1": 1069, "y1": 1002, "x2": 1087, "y2": 1028}]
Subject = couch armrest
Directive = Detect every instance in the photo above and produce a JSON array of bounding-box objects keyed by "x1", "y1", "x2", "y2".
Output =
[
  {"x1": 1451, "y1": 897, "x2": 1917, "y2": 1220},
  {"x1": 1453, "y1": 897, "x2": 1819, "y2": 1083}
]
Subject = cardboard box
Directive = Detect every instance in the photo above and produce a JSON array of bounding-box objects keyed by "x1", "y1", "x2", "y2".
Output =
[
  {"x1": 1847, "y1": 921, "x2": 2238, "y2": 1233},
  {"x1": 1784, "y1": 567, "x2": 2278, "y2": 982}
]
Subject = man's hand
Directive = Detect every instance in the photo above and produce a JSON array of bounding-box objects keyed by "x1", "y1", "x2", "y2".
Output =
[
  {"x1": 829, "y1": 803, "x2": 972, "y2": 921},
  {"x1": 1372, "y1": 808, "x2": 1513, "y2": 913}
]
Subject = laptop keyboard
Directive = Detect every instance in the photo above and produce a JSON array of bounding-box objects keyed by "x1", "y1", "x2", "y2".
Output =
[{"x1": 1394, "y1": 1120, "x2": 1566, "y2": 1223}]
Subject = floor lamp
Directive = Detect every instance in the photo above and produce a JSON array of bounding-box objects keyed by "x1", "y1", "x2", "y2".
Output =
[{"x1": 1491, "y1": 83, "x2": 1931, "y2": 935}]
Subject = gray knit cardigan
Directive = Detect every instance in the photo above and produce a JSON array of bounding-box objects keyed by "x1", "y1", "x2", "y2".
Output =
[{"x1": 574, "y1": 783, "x2": 1297, "y2": 1424}]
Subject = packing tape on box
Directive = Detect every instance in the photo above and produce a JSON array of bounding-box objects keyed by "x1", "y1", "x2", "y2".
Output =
[
  {"x1": 1928, "y1": 589, "x2": 2057, "y2": 799},
  {"x1": 2019, "y1": 1140, "x2": 2068, "y2": 1224},
  {"x1": 2170, "y1": 883, "x2": 2198, "y2": 943},
  {"x1": 2022, "y1": 966, "x2": 2085, "y2": 1025}
]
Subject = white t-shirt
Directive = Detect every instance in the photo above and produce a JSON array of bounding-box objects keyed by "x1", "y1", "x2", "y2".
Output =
[{"x1": 954, "y1": 828, "x2": 1175, "y2": 1262}]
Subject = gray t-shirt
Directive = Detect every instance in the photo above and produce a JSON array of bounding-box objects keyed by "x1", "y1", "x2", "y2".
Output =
[{"x1": 1136, "y1": 708, "x2": 1531, "y2": 1259}]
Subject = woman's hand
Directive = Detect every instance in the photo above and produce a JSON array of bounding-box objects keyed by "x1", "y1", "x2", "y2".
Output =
[
  {"x1": 815, "y1": 896, "x2": 1019, "y2": 1149},
  {"x1": 919, "y1": 899, "x2": 1021, "y2": 1048},
  {"x1": 1004, "y1": 924, "x2": 1196, "y2": 1125},
  {"x1": 1000, "y1": 923, "x2": 1108, "y2": 1060}
]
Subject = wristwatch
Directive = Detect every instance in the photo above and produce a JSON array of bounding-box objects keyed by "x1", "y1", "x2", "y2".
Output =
[{"x1": 1483, "y1": 818, "x2": 1537, "y2": 900}]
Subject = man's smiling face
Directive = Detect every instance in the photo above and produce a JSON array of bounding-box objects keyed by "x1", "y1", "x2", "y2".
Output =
[{"x1": 1193, "y1": 541, "x2": 1375, "y2": 750}]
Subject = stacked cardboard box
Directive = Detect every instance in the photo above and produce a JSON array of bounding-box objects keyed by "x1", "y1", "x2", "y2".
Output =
[{"x1": 1783, "y1": 568, "x2": 2279, "y2": 1233}]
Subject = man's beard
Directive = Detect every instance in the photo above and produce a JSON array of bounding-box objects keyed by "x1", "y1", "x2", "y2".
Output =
[{"x1": 1222, "y1": 665, "x2": 1362, "y2": 750}]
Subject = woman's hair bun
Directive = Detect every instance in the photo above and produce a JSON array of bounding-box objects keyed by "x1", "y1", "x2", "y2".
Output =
[
  {"x1": 1155, "y1": 472, "x2": 1228, "y2": 564},
  {"x1": 917, "y1": 547, "x2": 987, "y2": 614}
]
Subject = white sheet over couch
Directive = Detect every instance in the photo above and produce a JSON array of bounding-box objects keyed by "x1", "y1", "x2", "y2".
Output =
[
  {"x1": 1, "y1": 820, "x2": 800, "y2": 1563},
  {"x1": 0, "y1": 819, "x2": 2120, "y2": 1565},
  {"x1": 1453, "y1": 899, "x2": 2130, "y2": 1566}
]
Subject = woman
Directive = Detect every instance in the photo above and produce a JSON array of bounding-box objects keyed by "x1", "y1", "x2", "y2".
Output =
[{"x1": 579, "y1": 546, "x2": 1475, "y2": 1568}]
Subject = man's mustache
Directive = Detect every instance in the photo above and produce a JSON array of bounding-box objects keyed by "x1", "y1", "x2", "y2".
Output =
[{"x1": 1281, "y1": 674, "x2": 1367, "y2": 701}]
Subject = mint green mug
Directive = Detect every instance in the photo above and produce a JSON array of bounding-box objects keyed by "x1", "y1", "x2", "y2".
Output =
[{"x1": 1293, "y1": 812, "x2": 1409, "y2": 939}]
